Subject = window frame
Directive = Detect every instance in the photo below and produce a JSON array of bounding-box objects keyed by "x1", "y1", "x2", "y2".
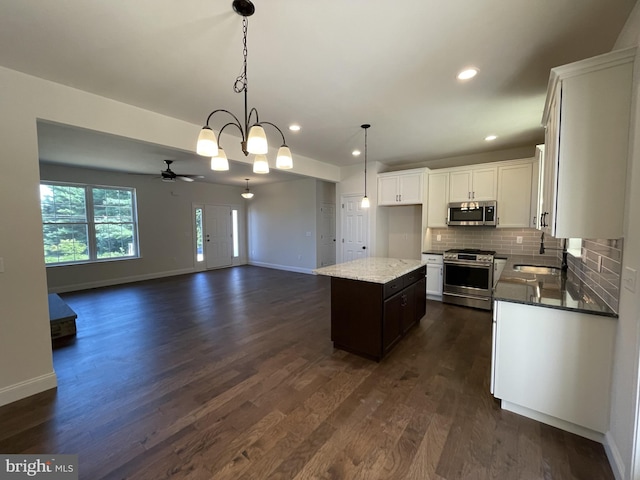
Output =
[{"x1": 40, "y1": 181, "x2": 140, "y2": 266}]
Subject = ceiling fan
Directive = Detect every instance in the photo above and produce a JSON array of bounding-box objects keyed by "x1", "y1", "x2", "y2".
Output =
[{"x1": 159, "y1": 160, "x2": 204, "y2": 183}]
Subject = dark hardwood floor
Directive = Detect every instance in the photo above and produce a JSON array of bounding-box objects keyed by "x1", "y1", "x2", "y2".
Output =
[{"x1": 0, "y1": 266, "x2": 614, "y2": 479}]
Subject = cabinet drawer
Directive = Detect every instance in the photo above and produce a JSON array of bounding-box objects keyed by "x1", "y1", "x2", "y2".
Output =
[
  {"x1": 421, "y1": 254, "x2": 443, "y2": 265},
  {"x1": 402, "y1": 266, "x2": 426, "y2": 288},
  {"x1": 383, "y1": 278, "x2": 403, "y2": 299}
]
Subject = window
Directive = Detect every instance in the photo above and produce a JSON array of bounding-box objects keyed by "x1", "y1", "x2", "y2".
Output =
[
  {"x1": 40, "y1": 182, "x2": 139, "y2": 265},
  {"x1": 195, "y1": 207, "x2": 204, "y2": 262},
  {"x1": 232, "y1": 209, "x2": 239, "y2": 258},
  {"x1": 567, "y1": 238, "x2": 583, "y2": 259}
]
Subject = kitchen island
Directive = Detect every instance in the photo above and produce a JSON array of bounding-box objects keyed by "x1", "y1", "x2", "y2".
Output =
[{"x1": 314, "y1": 258, "x2": 426, "y2": 361}]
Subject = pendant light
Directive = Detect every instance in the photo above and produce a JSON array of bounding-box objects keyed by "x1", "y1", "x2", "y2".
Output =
[
  {"x1": 196, "y1": 0, "x2": 293, "y2": 173},
  {"x1": 241, "y1": 178, "x2": 254, "y2": 199},
  {"x1": 361, "y1": 124, "x2": 371, "y2": 209}
]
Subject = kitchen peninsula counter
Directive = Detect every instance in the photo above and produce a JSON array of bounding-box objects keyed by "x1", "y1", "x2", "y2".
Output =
[
  {"x1": 314, "y1": 258, "x2": 426, "y2": 361},
  {"x1": 493, "y1": 255, "x2": 617, "y2": 317}
]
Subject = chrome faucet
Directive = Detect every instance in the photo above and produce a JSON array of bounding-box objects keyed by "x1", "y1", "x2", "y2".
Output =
[{"x1": 540, "y1": 232, "x2": 568, "y2": 271}]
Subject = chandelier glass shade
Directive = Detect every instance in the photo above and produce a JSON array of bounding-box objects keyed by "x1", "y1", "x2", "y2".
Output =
[
  {"x1": 196, "y1": 0, "x2": 292, "y2": 173},
  {"x1": 253, "y1": 154, "x2": 270, "y2": 174},
  {"x1": 210, "y1": 148, "x2": 229, "y2": 171}
]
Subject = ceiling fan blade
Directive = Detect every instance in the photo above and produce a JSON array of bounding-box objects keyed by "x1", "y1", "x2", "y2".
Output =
[{"x1": 178, "y1": 176, "x2": 195, "y2": 182}]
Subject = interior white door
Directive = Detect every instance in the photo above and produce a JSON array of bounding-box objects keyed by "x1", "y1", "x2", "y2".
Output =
[
  {"x1": 205, "y1": 205, "x2": 233, "y2": 269},
  {"x1": 341, "y1": 195, "x2": 369, "y2": 262},
  {"x1": 319, "y1": 203, "x2": 336, "y2": 267}
]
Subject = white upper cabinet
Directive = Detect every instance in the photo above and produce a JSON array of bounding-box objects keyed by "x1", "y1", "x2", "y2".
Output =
[
  {"x1": 426, "y1": 172, "x2": 449, "y2": 228},
  {"x1": 540, "y1": 47, "x2": 635, "y2": 239},
  {"x1": 449, "y1": 167, "x2": 497, "y2": 202},
  {"x1": 497, "y1": 162, "x2": 534, "y2": 228},
  {"x1": 377, "y1": 169, "x2": 424, "y2": 205}
]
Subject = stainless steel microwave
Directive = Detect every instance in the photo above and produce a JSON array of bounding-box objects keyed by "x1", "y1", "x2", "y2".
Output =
[{"x1": 447, "y1": 201, "x2": 497, "y2": 226}]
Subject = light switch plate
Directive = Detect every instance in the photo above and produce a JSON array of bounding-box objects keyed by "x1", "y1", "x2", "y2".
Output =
[{"x1": 623, "y1": 267, "x2": 637, "y2": 293}]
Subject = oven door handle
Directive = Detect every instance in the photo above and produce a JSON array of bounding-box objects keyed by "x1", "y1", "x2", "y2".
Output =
[{"x1": 444, "y1": 260, "x2": 492, "y2": 268}]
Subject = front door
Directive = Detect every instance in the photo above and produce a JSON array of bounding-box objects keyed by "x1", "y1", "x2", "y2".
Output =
[{"x1": 205, "y1": 205, "x2": 233, "y2": 269}]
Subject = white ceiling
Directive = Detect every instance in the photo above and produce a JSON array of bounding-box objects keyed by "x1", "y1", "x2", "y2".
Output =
[{"x1": 0, "y1": 0, "x2": 635, "y2": 186}]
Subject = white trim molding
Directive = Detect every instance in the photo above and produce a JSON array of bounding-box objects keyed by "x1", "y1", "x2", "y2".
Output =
[
  {"x1": 0, "y1": 372, "x2": 57, "y2": 408},
  {"x1": 248, "y1": 261, "x2": 314, "y2": 275},
  {"x1": 604, "y1": 431, "x2": 626, "y2": 480}
]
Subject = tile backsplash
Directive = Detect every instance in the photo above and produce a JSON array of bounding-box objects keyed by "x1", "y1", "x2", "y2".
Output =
[
  {"x1": 428, "y1": 227, "x2": 560, "y2": 256},
  {"x1": 427, "y1": 227, "x2": 623, "y2": 313},
  {"x1": 566, "y1": 238, "x2": 623, "y2": 313}
]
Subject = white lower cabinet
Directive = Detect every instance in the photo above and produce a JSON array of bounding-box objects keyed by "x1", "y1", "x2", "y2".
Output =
[
  {"x1": 492, "y1": 301, "x2": 616, "y2": 439},
  {"x1": 422, "y1": 254, "x2": 443, "y2": 299}
]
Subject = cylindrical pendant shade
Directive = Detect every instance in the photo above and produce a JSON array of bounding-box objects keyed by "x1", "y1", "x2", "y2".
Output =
[
  {"x1": 361, "y1": 196, "x2": 370, "y2": 209},
  {"x1": 247, "y1": 125, "x2": 268, "y2": 154},
  {"x1": 197, "y1": 127, "x2": 218, "y2": 157},
  {"x1": 210, "y1": 148, "x2": 229, "y2": 171},
  {"x1": 253, "y1": 154, "x2": 270, "y2": 174},
  {"x1": 276, "y1": 146, "x2": 293, "y2": 169}
]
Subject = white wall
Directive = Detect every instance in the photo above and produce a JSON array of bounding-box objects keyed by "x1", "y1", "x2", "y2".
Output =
[
  {"x1": 0, "y1": 76, "x2": 56, "y2": 406},
  {"x1": 247, "y1": 178, "x2": 319, "y2": 273},
  {"x1": 0, "y1": 65, "x2": 338, "y2": 407},
  {"x1": 40, "y1": 163, "x2": 246, "y2": 292},
  {"x1": 383, "y1": 205, "x2": 423, "y2": 260},
  {"x1": 607, "y1": 7, "x2": 640, "y2": 479}
]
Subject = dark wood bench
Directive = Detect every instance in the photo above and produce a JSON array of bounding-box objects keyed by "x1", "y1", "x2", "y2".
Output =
[{"x1": 48, "y1": 293, "x2": 77, "y2": 339}]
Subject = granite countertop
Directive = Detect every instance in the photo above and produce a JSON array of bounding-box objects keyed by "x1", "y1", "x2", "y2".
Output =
[
  {"x1": 313, "y1": 257, "x2": 424, "y2": 284},
  {"x1": 494, "y1": 255, "x2": 617, "y2": 317}
]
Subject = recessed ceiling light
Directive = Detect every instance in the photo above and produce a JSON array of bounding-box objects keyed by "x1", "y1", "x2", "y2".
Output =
[
  {"x1": 457, "y1": 68, "x2": 479, "y2": 80},
  {"x1": 485, "y1": 135, "x2": 498, "y2": 141},
  {"x1": 352, "y1": 150, "x2": 361, "y2": 157},
  {"x1": 289, "y1": 124, "x2": 301, "y2": 132}
]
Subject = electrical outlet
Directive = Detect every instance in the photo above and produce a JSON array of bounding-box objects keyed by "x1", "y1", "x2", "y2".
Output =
[
  {"x1": 516, "y1": 236, "x2": 523, "y2": 244},
  {"x1": 436, "y1": 234, "x2": 442, "y2": 242}
]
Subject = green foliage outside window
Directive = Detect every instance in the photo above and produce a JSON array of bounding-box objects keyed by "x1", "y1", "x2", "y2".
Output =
[{"x1": 40, "y1": 183, "x2": 139, "y2": 265}]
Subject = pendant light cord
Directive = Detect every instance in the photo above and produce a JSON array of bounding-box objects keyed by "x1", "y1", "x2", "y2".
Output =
[{"x1": 364, "y1": 127, "x2": 368, "y2": 197}]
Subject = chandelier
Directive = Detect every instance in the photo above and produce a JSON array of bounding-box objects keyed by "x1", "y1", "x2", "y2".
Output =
[{"x1": 196, "y1": 0, "x2": 293, "y2": 174}]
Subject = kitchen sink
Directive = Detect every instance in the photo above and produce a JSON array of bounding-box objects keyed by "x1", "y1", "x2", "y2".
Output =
[{"x1": 513, "y1": 264, "x2": 561, "y2": 275}]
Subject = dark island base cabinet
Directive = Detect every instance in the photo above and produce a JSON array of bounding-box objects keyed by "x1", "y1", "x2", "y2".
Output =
[{"x1": 330, "y1": 266, "x2": 427, "y2": 361}]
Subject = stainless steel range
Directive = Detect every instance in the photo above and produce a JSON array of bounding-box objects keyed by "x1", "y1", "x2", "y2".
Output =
[{"x1": 442, "y1": 248, "x2": 495, "y2": 310}]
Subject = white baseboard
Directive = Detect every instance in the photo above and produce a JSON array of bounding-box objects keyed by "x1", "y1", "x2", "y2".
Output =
[
  {"x1": 501, "y1": 400, "x2": 605, "y2": 443},
  {"x1": 49, "y1": 267, "x2": 195, "y2": 293},
  {"x1": 604, "y1": 431, "x2": 625, "y2": 480},
  {"x1": 0, "y1": 372, "x2": 57, "y2": 408},
  {"x1": 248, "y1": 261, "x2": 314, "y2": 275}
]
